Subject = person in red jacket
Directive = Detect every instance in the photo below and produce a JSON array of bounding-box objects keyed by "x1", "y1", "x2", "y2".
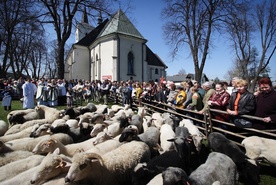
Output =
[
  {"x1": 254, "y1": 77, "x2": 276, "y2": 129},
  {"x1": 208, "y1": 82, "x2": 230, "y2": 129}
]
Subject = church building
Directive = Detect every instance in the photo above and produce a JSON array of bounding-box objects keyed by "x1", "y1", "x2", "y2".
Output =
[{"x1": 65, "y1": 9, "x2": 167, "y2": 82}]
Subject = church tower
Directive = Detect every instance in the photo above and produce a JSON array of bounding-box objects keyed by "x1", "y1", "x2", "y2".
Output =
[{"x1": 75, "y1": 7, "x2": 94, "y2": 43}]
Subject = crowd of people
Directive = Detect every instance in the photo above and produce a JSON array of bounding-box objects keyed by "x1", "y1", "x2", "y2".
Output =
[{"x1": 1, "y1": 76, "x2": 276, "y2": 130}]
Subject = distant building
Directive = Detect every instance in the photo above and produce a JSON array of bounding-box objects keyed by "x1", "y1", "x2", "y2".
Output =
[
  {"x1": 166, "y1": 73, "x2": 208, "y2": 85},
  {"x1": 65, "y1": 9, "x2": 167, "y2": 82}
]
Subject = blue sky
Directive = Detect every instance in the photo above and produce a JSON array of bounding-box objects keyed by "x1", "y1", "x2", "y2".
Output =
[{"x1": 123, "y1": 0, "x2": 276, "y2": 81}]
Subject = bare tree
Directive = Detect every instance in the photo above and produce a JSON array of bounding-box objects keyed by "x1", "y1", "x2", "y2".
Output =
[
  {"x1": 225, "y1": 0, "x2": 276, "y2": 91},
  {"x1": 177, "y1": 68, "x2": 186, "y2": 75},
  {"x1": 161, "y1": 0, "x2": 226, "y2": 82},
  {"x1": 37, "y1": 0, "x2": 115, "y2": 79},
  {"x1": 0, "y1": 0, "x2": 39, "y2": 78}
]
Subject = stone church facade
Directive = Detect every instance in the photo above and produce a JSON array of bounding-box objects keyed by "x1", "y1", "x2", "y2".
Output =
[{"x1": 65, "y1": 9, "x2": 167, "y2": 82}]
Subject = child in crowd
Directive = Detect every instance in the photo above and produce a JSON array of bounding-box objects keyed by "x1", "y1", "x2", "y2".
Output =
[
  {"x1": 66, "y1": 87, "x2": 73, "y2": 108},
  {"x1": 1, "y1": 86, "x2": 12, "y2": 111}
]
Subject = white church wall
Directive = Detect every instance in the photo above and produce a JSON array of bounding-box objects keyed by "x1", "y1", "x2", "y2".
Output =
[
  {"x1": 119, "y1": 36, "x2": 144, "y2": 82},
  {"x1": 71, "y1": 47, "x2": 90, "y2": 80},
  {"x1": 99, "y1": 40, "x2": 115, "y2": 81},
  {"x1": 148, "y1": 65, "x2": 165, "y2": 83}
]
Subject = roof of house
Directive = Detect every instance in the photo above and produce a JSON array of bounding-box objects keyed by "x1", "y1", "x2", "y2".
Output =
[
  {"x1": 166, "y1": 74, "x2": 195, "y2": 82},
  {"x1": 99, "y1": 9, "x2": 145, "y2": 40},
  {"x1": 76, "y1": 18, "x2": 109, "y2": 46},
  {"x1": 146, "y1": 46, "x2": 167, "y2": 68}
]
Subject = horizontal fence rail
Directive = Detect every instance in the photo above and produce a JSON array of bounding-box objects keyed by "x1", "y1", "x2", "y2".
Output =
[{"x1": 109, "y1": 94, "x2": 276, "y2": 145}]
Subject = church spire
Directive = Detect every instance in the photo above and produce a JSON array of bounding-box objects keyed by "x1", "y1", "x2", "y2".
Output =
[
  {"x1": 82, "y1": 6, "x2": 88, "y2": 23},
  {"x1": 98, "y1": 11, "x2": 103, "y2": 25}
]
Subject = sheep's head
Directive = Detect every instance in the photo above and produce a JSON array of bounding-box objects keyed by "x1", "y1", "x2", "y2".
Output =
[
  {"x1": 119, "y1": 125, "x2": 138, "y2": 142},
  {"x1": 30, "y1": 152, "x2": 69, "y2": 185},
  {"x1": 65, "y1": 152, "x2": 103, "y2": 183},
  {"x1": 32, "y1": 138, "x2": 59, "y2": 154}
]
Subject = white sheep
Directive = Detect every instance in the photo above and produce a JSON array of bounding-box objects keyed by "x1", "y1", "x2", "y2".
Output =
[
  {"x1": 30, "y1": 150, "x2": 72, "y2": 185},
  {"x1": 111, "y1": 104, "x2": 124, "y2": 113},
  {"x1": 0, "y1": 145, "x2": 34, "y2": 167},
  {"x1": 0, "y1": 120, "x2": 8, "y2": 136},
  {"x1": 0, "y1": 154, "x2": 44, "y2": 181},
  {"x1": 159, "y1": 124, "x2": 175, "y2": 154},
  {"x1": 4, "y1": 133, "x2": 73, "y2": 152},
  {"x1": 137, "y1": 106, "x2": 147, "y2": 118},
  {"x1": 65, "y1": 141, "x2": 151, "y2": 185},
  {"x1": 180, "y1": 118, "x2": 205, "y2": 151},
  {"x1": 0, "y1": 165, "x2": 41, "y2": 185},
  {"x1": 15, "y1": 105, "x2": 64, "y2": 132},
  {"x1": 0, "y1": 126, "x2": 34, "y2": 142},
  {"x1": 95, "y1": 104, "x2": 108, "y2": 114},
  {"x1": 242, "y1": 136, "x2": 276, "y2": 166},
  {"x1": 142, "y1": 115, "x2": 154, "y2": 132},
  {"x1": 151, "y1": 112, "x2": 165, "y2": 129},
  {"x1": 92, "y1": 131, "x2": 113, "y2": 145},
  {"x1": 90, "y1": 123, "x2": 108, "y2": 137},
  {"x1": 7, "y1": 108, "x2": 37, "y2": 125},
  {"x1": 32, "y1": 136, "x2": 95, "y2": 157}
]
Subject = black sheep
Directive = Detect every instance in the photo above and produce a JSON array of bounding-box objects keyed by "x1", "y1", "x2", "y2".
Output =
[{"x1": 208, "y1": 132, "x2": 260, "y2": 185}]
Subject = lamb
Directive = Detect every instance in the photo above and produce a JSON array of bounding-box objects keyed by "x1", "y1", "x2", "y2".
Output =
[
  {"x1": 64, "y1": 141, "x2": 151, "y2": 185},
  {"x1": 0, "y1": 120, "x2": 8, "y2": 136},
  {"x1": 187, "y1": 152, "x2": 238, "y2": 185},
  {"x1": 0, "y1": 154, "x2": 45, "y2": 181},
  {"x1": 180, "y1": 118, "x2": 205, "y2": 152},
  {"x1": 208, "y1": 132, "x2": 260, "y2": 185},
  {"x1": 242, "y1": 136, "x2": 276, "y2": 166},
  {"x1": 159, "y1": 123, "x2": 175, "y2": 154}
]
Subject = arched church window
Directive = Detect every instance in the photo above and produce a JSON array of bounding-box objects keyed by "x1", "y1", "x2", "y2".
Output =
[
  {"x1": 128, "y1": 52, "x2": 134, "y2": 75},
  {"x1": 155, "y1": 68, "x2": 159, "y2": 74}
]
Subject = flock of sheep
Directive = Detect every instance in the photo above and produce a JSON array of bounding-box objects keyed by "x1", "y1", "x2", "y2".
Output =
[{"x1": 0, "y1": 103, "x2": 275, "y2": 185}]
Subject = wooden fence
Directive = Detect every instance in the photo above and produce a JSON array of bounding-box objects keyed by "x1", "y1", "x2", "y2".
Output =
[{"x1": 110, "y1": 95, "x2": 276, "y2": 146}]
